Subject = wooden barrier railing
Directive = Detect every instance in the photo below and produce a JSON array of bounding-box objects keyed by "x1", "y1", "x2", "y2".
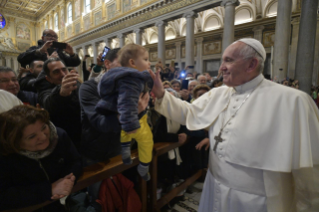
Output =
[
  {"x1": 149, "y1": 142, "x2": 205, "y2": 211},
  {"x1": 2, "y1": 150, "x2": 147, "y2": 212}
]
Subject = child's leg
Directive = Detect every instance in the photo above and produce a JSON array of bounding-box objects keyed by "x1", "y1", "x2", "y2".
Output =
[
  {"x1": 135, "y1": 115, "x2": 154, "y2": 181},
  {"x1": 121, "y1": 130, "x2": 133, "y2": 165}
]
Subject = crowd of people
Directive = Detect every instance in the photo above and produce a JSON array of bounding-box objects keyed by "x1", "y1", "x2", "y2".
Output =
[{"x1": 0, "y1": 29, "x2": 319, "y2": 212}]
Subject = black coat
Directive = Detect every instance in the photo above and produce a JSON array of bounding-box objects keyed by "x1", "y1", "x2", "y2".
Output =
[
  {"x1": 17, "y1": 90, "x2": 38, "y2": 107},
  {"x1": 19, "y1": 72, "x2": 37, "y2": 93},
  {"x1": 79, "y1": 79, "x2": 121, "y2": 162},
  {"x1": 0, "y1": 127, "x2": 82, "y2": 211},
  {"x1": 17, "y1": 40, "x2": 81, "y2": 68},
  {"x1": 34, "y1": 71, "x2": 82, "y2": 149}
]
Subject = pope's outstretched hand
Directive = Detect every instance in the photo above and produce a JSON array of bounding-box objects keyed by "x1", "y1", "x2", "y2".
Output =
[{"x1": 148, "y1": 68, "x2": 165, "y2": 99}]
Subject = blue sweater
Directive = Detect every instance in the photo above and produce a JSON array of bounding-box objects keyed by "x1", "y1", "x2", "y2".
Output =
[{"x1": 96, "y1": 67, "x2": 153, "y2": 132}]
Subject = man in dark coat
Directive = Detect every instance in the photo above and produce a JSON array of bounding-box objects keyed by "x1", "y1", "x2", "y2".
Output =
[
  {"x1": 19, "y1": 60, "x2": 44, "y2": 93},
  {"x1": 34, "y1": 58, "x2": 82, "y2": 149},
  {"x1": 17, "y1": 29, "x2": 81, "y2": 68}
]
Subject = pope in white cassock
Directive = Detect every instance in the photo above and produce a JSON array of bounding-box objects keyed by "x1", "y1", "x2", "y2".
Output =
[{"x1": 149, "y1": 38, "x2": 319, "y2": 212}]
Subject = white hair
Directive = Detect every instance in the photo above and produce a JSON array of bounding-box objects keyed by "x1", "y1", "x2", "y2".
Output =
[
  {"x1": 188, "y1": 80, "x2": 198, "y2": 85},
  {"x1": 237, "y1": 43, "x2": 264, "y2": 73},
  {"x1": 197, "y1": 75, "x2": 207, "y2": 81}
]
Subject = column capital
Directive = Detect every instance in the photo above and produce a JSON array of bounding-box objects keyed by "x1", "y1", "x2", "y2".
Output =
[
  {"x1": 175, "y1": 42, "x2": 182, "y2": 47},
  {"x1": 134, "y1": 28, "x2": 144, "y2": 34},
  {"x1": 117, "y1": 34, "x2": 124, "y2": 39},
  {"x1": 183, "y1": 11, "x2": 198, "y2": 19},
  {"x1": 155, "y1": 20, "x2": 167, "y2": 27},
  {"x1": 252, "y1": 25, "x2": 265, "y2": 32},
  {"x1": 195, "y1": 37, "x2": 204, "y2": 43},
  {"x1": 221, "y1": 0, "x2": 240, "y2": 7}
]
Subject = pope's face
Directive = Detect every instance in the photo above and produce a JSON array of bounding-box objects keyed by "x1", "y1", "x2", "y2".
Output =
[{"x1": 220, "y1": 42, "x2": 253, "y2": 87}]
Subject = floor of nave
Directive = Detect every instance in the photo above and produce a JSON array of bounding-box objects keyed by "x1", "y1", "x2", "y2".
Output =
[{"x1": 162, "y1": 182, "x2": 203, "y2": 212}]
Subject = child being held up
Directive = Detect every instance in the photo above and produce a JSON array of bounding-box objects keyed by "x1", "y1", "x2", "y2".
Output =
[{"x1": 96, "y1": 44, "x2": 154, "y2": 181}]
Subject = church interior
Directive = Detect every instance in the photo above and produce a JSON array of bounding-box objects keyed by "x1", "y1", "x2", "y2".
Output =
[{"x1": 1, "y1": 0, "x2": 319, "y2": 211}]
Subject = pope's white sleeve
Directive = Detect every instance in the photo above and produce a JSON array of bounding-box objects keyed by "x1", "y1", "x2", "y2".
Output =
[{"x1": 154, "y1": 90, "x2": 192, "y2": 126}]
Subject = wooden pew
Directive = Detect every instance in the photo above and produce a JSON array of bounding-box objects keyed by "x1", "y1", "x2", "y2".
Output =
[
  {"x1": 149, "y1": 142, "x2": 205, "y2": 211},
  {"x1": 2, "y1": 150, "x2": 147, "y2": 212}
]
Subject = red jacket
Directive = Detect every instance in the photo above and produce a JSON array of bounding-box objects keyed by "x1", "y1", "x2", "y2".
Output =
[{"x1": 96, "y1": 174, "x2": 142, "y2": 212}]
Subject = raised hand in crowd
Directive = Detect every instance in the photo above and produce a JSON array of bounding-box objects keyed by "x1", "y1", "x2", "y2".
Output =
[
  {"x1": 46, "y1": 51, "x2": 59, "y2": 59},
  {"x1": 17, "y1": 66, "x2": 30, "y2": 79},
  {"x1": 195, "y1": 138, "x2": 210, "y2": 151},
  {"x1": 60, "y1": 70, "x2": 79, "y2": 97},
  {"x1": 148, "y1": 68, "x2": 165, "y2": 99},
  {"x1": 138, "y1": 92, "x2": 150, "y2": 113},
  {"x1": 178, "y1": 133, "x2": 187, "y2": 145},
  {"x1": 96, "y1": 53, "x2": 104, "y2": 67},
  {"x1": 180, "y1": 89, "x2": 189, "y2": 100},
  {"x1": 65, "y1": 43, "x2": 75, "y2": 56},
  {"x1": 39, "y1": 41, "x2": 53, "y2": 54},
  {"x1": 51, "y1": 173, "x2": 76, "y2": 200}
]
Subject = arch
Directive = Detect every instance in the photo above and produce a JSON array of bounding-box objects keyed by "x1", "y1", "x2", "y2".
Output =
[
  {"x1": 235, "y1": 6, "x2": 254, "y2": 25},
  {"x1": 67, "y1": 3, "x2": 73, "y2": 23},
  {"x1": 165, "y1": 28, "x2": 176, "y2": 40},
  {"x1": 203, "y1": 15, "x2": 221, "y2": 31},
  {"x1": 263, "y1": 0, "x2": 278, "y2": 18},
  {"x1": 150, "y1": 32, "x2": 158, "y2": 44}
]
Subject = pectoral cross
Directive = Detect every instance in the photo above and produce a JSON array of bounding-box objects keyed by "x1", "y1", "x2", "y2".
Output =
[{"x1": 213, "y1": 131, "x2": 224, "y2": 152}]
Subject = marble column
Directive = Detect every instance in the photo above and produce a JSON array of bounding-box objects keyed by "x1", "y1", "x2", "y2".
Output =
[
  {"x1": 252, "y1": 25, "x2": 264, "y2": 43},
  {"x1": 288, "y1": 17, "x2": 300, "y2": 80},
  {"x1": 273, "y1": 0, "x2": 292, "y2": 82},
  {"x1": 5, "y1": 56, "x2": 11, "y2": 68},
  {"x1": 221, "y1": 0, "x2": 240, "y2": 53},
  {"x1": 295, "y1": 0, "x2": 319, "y2": 93},
  {"x1": 312, "y1": 17, "x2": 319, "y2": 86},
  {"x1": 117, "y1": 34, "x2": 125, "y2": 48},
  {"x1": 175, "y1": 42, "x2": 182, "y2": 71},
  {"x1": 196, "y1": 37, "x2": 204, "y2": 73},
  {"x1": 104, "y1": 38, "x2": 110, "y2": 48},
  {"x1": 155, "y1": 20, "x2": 166, "y2": 64},
  {"x1": 92, "y1": 42, "x2": 98, "y2": 64},
  {"x1": 134, "y1": 28, "x2": 144, "y2": 45},
  {"x1": 183, "y1": 11, "x2": 198, "y2": 73}
]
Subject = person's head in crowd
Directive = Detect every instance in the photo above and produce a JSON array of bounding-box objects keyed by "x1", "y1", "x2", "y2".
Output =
[
  {"x1": 162, "y1": 81, "x2": 171, "y2": 89},
  {"x1": 0, "y1": 66, "x2": 19, "y2": 96},
  {"x1": 204, "y1": 72, "x2": 212, "y2": 82},
  {"x1": 44, "y1": 58, "x2": 68, "y2": 85},
  {"x1": 193, "y1": 84, "x2": 210, "y2": 100},
  {"x1": 165, "y1": 87, "x2": 180, "y2": 98},
  {"x1": 0, "y1": 105, "x2": 51, "y2": 154},
  {"x1": 220, "y1": 38, "x2": 265, "y2": 87},
  {"x1": 186, "y1": 72, "x2": 193, "y2": 78},
  {"x1": 282, "y1": 80, "x2": 289, "y2": 86},
  {"x1": 188, "y1": 80, "x2": 198, "y2": 94},
  {"x1": 170, "y1": 79, "x2": 181, "y2": 92},
  {"x1": 103, "y1": 48, "x2": 121, "y2": 71},
  {"x1": 118, "y1": 44, "x2": 150, "y2": 72},
  {"x1": 212, "y1": 79, "x2": 223, "y2": 88},
  {"x1": 197, "y1": 75, "x2": 207, "y2": 84},
  {"x1": 29, "y1": 60, "x2": 44, "y2": 77},
  {"x1": 42, "y1": 29, "x2": 58, "y2": 43}
]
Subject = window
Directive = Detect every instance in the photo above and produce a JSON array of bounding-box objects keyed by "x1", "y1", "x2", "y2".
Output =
[
  {"x1": 55, "y1": 14, "x2": 58, "y2": 30},
  {"x1": 45, "y1": 21, "x2": 48, "y2": 29},
  {"x1": 68, "y1": 4, "x2": 72, "y2": 23},
  {"x1": 85, "y1": 0, "x2": 90, "y2": 13}
]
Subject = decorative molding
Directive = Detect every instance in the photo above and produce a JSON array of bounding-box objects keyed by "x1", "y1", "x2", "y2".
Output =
[
  {"x1": 155, "y1": 20, "x2": 167, "y2": 27},
  {"x1": 183, "y1": 11, "x2": 198, "y2": 19}
]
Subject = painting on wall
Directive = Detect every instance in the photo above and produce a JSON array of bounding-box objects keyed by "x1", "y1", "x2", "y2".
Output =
[
  {"x1": 150, "y1": 52, "x2": 158, "y2": 62},
  {"x1": 60, "y1": 32, "x2": 65, "y2": 41},
  {"x1": 60, "y1": 9, "x2": 65, "y2": 28},
  {"x1": 75, "y1": 0, "x2": 81, "y2": 19},
  {"x1": 182, "y1": 46, "x2": 197, "y2": 58},
  {"x1": 67, "y1": 26, "x2": 72, "y2": 37},
  {"x1": 84, "y1": 17, "x2": 91, "y2": 30},
  {"x1": 17, "y1": 42, "x2": 30, "y2": 51},
  {"x1": 16, "y1": 24, "x2": 30, "y2": 40},
  {"x1": 203, "y1": 41, "x2": 221, "y2": 55},
  {"x1": 75, "y1": 23, "x2": 81, "y2": 34},
  {"x1": 140, "y1": 0, "x2": 148, "y2": 4},
  {"x1": 94, "y1": 11, "x2": 102, "y2": 26},
  {"x1": 165, "y1": 49, "x2": 176, "y2": 60},
  {"x1": 0, "y1": 14, "x2": 6, "y2": 29},
  {"x1": 95, "y1": 0, "x2": 102, "y2": 7},
  {"x1": 107, "y1": 3, "x2": 116, "y2": 20},
  {"x1": 263, "y1": 31, "x2": 275, "y2": 48}
]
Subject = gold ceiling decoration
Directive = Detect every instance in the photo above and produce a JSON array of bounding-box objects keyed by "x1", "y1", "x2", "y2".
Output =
[{"x1": 0, "y1": 0, "x2": 60, "y2": 21}]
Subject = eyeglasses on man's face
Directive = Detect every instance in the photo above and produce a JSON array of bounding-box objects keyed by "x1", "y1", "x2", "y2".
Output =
[
  {"x1": 0, "y1": 78, "x2": 18, "y2": 84},
  {"x1": 44, "y1": 34, "x2": 58, "y2": 39}
]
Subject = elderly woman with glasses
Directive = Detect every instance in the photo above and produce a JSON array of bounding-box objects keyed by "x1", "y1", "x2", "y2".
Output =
[{"x1": 0, "y1": 105, "x2": 82, "y2": 212}]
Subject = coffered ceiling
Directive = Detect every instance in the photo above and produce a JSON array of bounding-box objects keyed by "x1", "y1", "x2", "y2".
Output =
[{"x1": 0, "y1": 0, "x2": 60, "y2": 21}]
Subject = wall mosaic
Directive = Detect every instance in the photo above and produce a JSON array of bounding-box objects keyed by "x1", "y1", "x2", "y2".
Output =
[
  {"x1": 16, "y1": 24, "x2": 31, "y2": 40},
  {"x1": 75, "y1": 0, "x2": 81, "y2": 19},
  {"x1": 75, "y1": 23, "x2": 81, "y2": 34},
  {"x1": 17, "y1": 42, "x2": 30, "y2": 51},
  {"x1": 94, "y1": 11, "x2": 102, "y2": 26},
  {"x1": 150, "y1": 51, "x2": 158, "y2": 62},
  {"x1": 67, "y1": 26, "x2": 72, "y2": 37},
  {"x1": 202, "y1": 41, "x2": 221, "y2": 55},
  {"x1": 107, "y1": 3, "x2": 116, "y2": 20},
  {"x1": 263, "y1": 31, "x2": 275, "y2": 48},
  {"x1": 165, "y1": 48, "x2": 176, "y2": 60},
  {"x1": 84, "y1": 16, "x2": 91, "y2": 30},
  {"x1": 60, "y1": 9, "x2": 65, "y2": 28}
]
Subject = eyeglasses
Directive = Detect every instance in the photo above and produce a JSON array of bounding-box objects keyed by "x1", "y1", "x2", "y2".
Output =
[
  {"x1": 44, "y1": 34, "x2": 58, "y2": 39},
  {"x1": 0, "y1": 78, "x2": 18, "y2": 84}
]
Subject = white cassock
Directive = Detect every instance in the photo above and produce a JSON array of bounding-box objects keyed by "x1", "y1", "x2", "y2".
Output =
[{"x1": 155, "y1": 74, "x2": 319, "y2": 212}]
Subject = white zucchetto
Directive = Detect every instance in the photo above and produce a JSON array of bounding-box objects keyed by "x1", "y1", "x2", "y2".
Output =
[{"x1": 238, "y1": 38, "x2": 266, "y2": 61}]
